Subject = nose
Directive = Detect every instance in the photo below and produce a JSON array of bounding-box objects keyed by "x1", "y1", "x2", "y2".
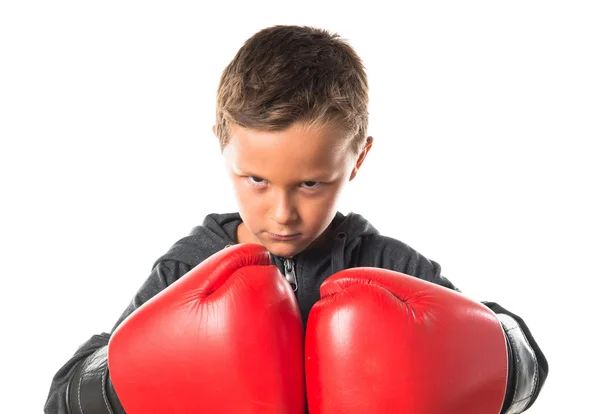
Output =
[{"x1": 269, "y1": 190, "x2": 298, "y2": 226}]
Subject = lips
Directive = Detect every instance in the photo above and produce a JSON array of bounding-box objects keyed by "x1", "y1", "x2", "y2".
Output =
[{"x1": 267, "y1": 232, "x2": 300, "y2": 240}]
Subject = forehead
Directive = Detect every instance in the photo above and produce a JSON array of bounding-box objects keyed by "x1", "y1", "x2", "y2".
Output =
[{"x1": 224, "y1": 122, "x2": 351, "y2": 178}]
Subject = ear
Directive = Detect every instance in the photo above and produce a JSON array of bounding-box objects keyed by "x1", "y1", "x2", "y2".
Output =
[
  {"x1": 349, "y1": 136, "x2": 374, "y2": 181},
  {"x1": 212, "y1": 125, "x2": 217, "y2": 137}
]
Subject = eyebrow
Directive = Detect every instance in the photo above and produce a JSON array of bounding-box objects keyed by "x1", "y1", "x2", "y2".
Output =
[{"x1": 236, "y1": 168, "x2": 332, "y2": 182}]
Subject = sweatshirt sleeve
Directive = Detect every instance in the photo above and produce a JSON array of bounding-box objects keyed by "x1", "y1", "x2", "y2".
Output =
[{"x1": 44, "y1": 260, "x2": 192, "y2": 414}]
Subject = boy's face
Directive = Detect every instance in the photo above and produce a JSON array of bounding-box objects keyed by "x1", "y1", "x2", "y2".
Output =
[{"x1": 218, "y1": 121, "x2": 372, "y2": 258}]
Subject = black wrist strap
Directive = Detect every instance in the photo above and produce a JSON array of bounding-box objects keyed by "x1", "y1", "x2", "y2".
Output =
[
  {"x1": 497, "y1": 313, "x2": 540, "y2": 414},
  {"x1": 67, "y1": 346, "x2": 126, "y2": 414}
]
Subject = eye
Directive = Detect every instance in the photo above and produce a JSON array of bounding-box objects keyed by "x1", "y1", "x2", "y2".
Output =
[
  {"x1": 301, "y1": 181, "x2": 321, "y2": 189},
  {"x1": 247, "y1": 176, "x2": 266, "y2": 186}
]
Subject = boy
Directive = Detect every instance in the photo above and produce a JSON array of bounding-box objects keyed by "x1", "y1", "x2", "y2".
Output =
[{"x1": 45, "y1": 25, "x2": 547, "y2": 413}]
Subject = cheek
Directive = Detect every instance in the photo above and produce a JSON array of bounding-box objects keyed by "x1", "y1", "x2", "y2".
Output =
[
  {"x1": 233, "y1": 183, "x2": 264, "y2": 214},
  {"x1": 301, "y1": 186, "x2": 344, "y2": 222}
]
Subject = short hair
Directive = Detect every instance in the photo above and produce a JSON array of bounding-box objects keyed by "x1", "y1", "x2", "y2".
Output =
[{"x1": 214, "y1": 25, "x2": 369, "y2": 156}]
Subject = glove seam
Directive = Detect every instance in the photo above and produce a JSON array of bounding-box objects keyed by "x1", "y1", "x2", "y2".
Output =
[
  {"x1": 506, "y1": 330, "x2": 521, "y2": 409},
  {"x1": 101, "y1": 367, "x2": 114, "y2": 414},
  {"x1": 74, "y1": 346, "x2": 114, "y2": 414},
  {"x1": 77, "y1": 361, "x2": 85, "y2": 414}
]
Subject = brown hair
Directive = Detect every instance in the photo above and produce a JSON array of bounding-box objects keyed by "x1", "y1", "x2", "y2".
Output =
[{"x1": 215, "y1": 25, "x2": 369, "y2": 156}]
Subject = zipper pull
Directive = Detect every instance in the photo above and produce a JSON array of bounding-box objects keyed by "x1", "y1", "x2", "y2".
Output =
[{"x1": 283, "y1": 258, "x2": 298, "y2": 292}]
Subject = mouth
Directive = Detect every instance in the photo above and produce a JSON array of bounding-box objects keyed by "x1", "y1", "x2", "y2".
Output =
[{"x1": 267, "y1": 232, "x2": 300, "y2": 241}]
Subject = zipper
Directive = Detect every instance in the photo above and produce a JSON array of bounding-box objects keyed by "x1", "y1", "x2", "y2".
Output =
[{"x1": 283, "y1": 258, "x2": 298, "y2": 292}]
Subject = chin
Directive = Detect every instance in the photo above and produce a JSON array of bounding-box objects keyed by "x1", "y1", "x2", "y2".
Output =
[
  {"x1": 266, "y1": 246, "x2": 298, "y2": 258},
  {"x1": 263, "y1": 240, "x2": 304, "y2": 258}
]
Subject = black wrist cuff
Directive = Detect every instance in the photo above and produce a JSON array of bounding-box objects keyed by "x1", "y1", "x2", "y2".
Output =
[
  {"x1": 497, "y1": 313, "x2": 540, "y2": 414},
  {"x1": 66, "y1": 346, "x2": 125, "y2": 414}
]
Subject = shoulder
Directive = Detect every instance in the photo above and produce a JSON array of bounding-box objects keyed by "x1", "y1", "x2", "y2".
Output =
[
  {"x1": 152, "y1": 212, "x2": 239, "y2": 270},
  {"x1": 357, "y1": 233, "x2": 457, "y2": 290},
  {"x1": 361, "y1": 233, "x2": 416, "y2": 255},
  {"x1": 358, "y1": 233, "x2": 431, "y2": 269}
]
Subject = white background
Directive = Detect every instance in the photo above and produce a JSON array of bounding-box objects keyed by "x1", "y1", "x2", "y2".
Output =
[{"x1": 1, "y1": 1, "x2": 598, "y2": 413}]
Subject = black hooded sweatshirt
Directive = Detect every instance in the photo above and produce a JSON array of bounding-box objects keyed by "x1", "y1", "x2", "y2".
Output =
[{"x1": 44, "y1": 211, "x2": 548, "y2": 413}]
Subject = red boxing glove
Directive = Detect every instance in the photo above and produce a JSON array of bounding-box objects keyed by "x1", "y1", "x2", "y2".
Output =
[
  {"x1": 108, "y1": 243, "x2": 305, "y2": 414},
  {"x1": 305, "y1": 268, "x2": 508, "y2": 414}
]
